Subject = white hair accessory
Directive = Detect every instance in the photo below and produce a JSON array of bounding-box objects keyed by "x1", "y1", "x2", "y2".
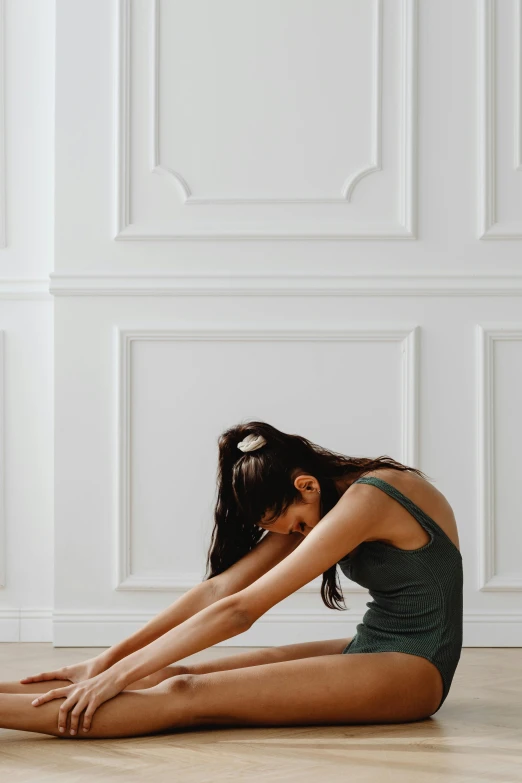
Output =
[{"x1": 237, "y1": 433, "x2": 267, "y2": 453}]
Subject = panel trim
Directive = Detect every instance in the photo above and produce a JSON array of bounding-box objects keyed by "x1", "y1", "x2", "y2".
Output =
[
  {"x1": 45, "y1": 609, "x2": 522, "y2": 647},
  {"x1": 515, "y1": 0, "x2": 522, "y2": 171},
  {"x1": 152, "y1": 0, "x2": 383, "y2": 205},
  {"x1": 476, "y1": 324, "x2": 522, "y2": 590},
  {"x1": 0, "y1": 332, "x2": 4, "y2": 587},
  {"x1": 479, "y1": 0, "x2": 522, "y2": 238},
  {"x1": 0, "y1": 0, "x2": 6, "y2": 248},
  {"x1": 115, "y1": 0, "x2": 418, "y2": 239},
  {"x1": 0, "y1": 608, "x2": 53, "y2": 642},
  {"x1": 48, "y1": 272, "x2": 522, "y2": 297},
  {"x1": 1, "y1": 608, "x2": 520, "y2": 645},
  {"x1": 0, "y1": 279, "x2": 52, "y2": 299},
  {"x1": 114, "y1": 325, "x2": 419, "y2": 591},
  {"x1": 0, "y1": 608, "x2": 520, "y2": 645}
]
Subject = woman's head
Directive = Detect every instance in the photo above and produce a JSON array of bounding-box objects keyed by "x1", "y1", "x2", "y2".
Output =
[
  {"x1": 204, "y1": 420, "x2": 429, "y2": 610},
  {"x1": 257, "y1": 467, "x2": 322, "y2": 537}
]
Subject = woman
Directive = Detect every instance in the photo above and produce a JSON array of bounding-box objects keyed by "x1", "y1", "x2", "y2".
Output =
[{"x1": 0, "y1": 421, "x2": 463, "y2": 738}]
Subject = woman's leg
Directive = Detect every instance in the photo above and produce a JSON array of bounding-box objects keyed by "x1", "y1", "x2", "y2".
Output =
[
  {"x1": 0, "y1": 672, "x2": 183, "y2": 694},
  {"x1": 0, "y1": 638, "x2": 352, "y2": 694},
  {"x1": 0, "y1": 677, "x2": 195, "y2": 738},
  {"x1": 186, "y1": 651, "x2": 443, "y2": 727},
  {"x1": 182, "y1": 637, "x2": 351, "y2": 675},
  {"x1": 0, "y1": 650, "x2": 441, "y2": 738}
]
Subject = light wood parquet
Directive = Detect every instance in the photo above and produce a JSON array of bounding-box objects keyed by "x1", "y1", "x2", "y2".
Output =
[{"x1": 0, "y1": 644, "x2": 521, "y2": 783}]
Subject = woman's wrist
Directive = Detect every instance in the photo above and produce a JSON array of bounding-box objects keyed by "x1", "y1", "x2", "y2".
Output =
[
  {"x1": 95, "y1": 649, "x2": 121, "y2": 671},
  {"x1": 108, "y1": 657, "x2": 139, "y2": 689}
]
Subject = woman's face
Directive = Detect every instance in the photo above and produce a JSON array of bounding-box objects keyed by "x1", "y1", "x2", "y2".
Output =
[{"x1": 257, "y1": 473, "x2": 322, "y2": 537}]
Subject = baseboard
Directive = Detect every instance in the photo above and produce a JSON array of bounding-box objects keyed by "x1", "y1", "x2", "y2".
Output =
[
  {"x1": 1, "y1": 608, "x2": 520, "y2": 646},
  {"x1": 0, "y1": 609, "x2": 53, "y2": 642}
]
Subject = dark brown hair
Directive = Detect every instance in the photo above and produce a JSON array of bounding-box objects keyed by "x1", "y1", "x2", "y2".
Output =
[{"x1": 204, "y1": 421, "x2": 431, "y2": 610}]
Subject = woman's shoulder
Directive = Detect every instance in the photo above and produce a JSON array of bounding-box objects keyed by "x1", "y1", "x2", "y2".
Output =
[
  {"x1": 356, "y1": 466, "x2": 430, "y2": 489},
  {"x1": 354, "y1": 466, "x2": 447, "y2": 511},
  {"x1": 352, "y1": 467, "x2": 461, "y2": 551}
]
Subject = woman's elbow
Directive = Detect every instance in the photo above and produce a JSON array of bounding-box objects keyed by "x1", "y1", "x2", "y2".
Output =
[{"x1": 224, "y1": 594, "x2": 256, "y2": 631}]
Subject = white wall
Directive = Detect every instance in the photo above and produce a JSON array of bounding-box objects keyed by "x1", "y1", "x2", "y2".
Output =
[
  {"x1": 0, "y1": 0, "x2": 55, "y2": 641},
  {"x1": 1, "y1": 0, "x2": 521, "y2": 646}
]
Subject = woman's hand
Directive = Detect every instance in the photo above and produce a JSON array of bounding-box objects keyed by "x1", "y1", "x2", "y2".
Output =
[
  {"x1": 20, "y1": 656, "x2": 107, "y2": 687},
  {"x1": 30, "y1": 670, "x2": 125, "y2": 735}
]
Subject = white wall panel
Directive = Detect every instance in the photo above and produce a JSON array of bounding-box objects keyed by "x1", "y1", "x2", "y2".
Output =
[
  {"x1": 477, "y1": 324, "x2": 522, "y2": 591},
  {"x1": 43, "y1": 0, "x2": 522, "y2": 649},
  {"x1": 0, "y1": 331, "x2": 4, "y2": 588},
  {"x1": 115, "y1": 325, "x2": 418, "y2": 593},
  {"x1": 52, "y1": 292, "x2": 522, "y2": 647},
  {"x1": 0, "y1": 0, "x2": 6, "y2": 249},
  {"x1": 116, "y1": 0, "x2": 417, "y2": 239},
  {"x1": 0, "y1": 0, "x2": 54, "y2": 643},
  {"x1": 479, "y1": 0, "x2": 522, "y2": 238}
]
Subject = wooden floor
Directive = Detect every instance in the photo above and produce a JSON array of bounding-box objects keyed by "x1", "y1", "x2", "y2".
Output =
[{"x1": 0, "y1": 644, "x2": 521, "y2": 783}]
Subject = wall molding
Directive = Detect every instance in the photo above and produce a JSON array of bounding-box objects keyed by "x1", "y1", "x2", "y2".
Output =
[
  {"x1": 152, "y1": 0, "x2": 383, "y2": 205},
  {"x1": 0, "y1": 279, "x2": 52, "y2": 299},
  {"x1": 114, "y1": 325, "x2": 419, "y2": 592},
  {"x1": 115, "y1": 0, "x2": 417, "y2": 239},
  {"x1": 1, "y1": 608, "x2": 520, "y2": 645},
  {"x1": 0, "y1": 608, "x2": 53, "y2": 642},
  {"x1": 9, "y1": 273, "x2": 522, "y2": 298},
  {"x1": 21, "y1": 609, "x2": 522, "y2": 647},
  {"x1": 506, "y1": 0, "x2": 522, "y2": 172},
  {"x1": 48, "y1": 272, "x2": 522, "y2": 297},
  {"x1": 0, "y1": 0, "x2": 5, "y2": 248},
  {"x1": 476, "y1": 323, "x2": 522, "y2": 590},
  {"x1": 479, "y1": 0, "x2": 522, "y2": 238},
  {"x1": 0, "y1": 607, "x2": 522, "y2": 647},
  {"x1": 0, "y1": 332, "x2": 4, "y2": 588}
]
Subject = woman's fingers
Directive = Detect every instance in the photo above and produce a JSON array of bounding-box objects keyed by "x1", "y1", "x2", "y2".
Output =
[
  {"x1": 30, "y1": 681, "x2": 102, "y2": 735},
  {"x1": 31, "y1": 686, "x2": 82, "y2": 734},
  {"x1": 21, "y1": 673, "x2": 48, "y2": 683},
  {"x1": 31, "y1": 689, "x2": 58, "y2": 705},
  {"x1": 58, "y1": 697, "x2": 75, "y2": 733},
  {"x1": 21, "y1": 671, "x2": 64, "y2": 683},
  {"x1": 31, "y1": 685, "x2": 71, "y2": 707},
  {"x1": 68, "y1": 696, "x2": 89, "y2": 735},
  {"x1": 81, "y1": 706, "x2": 93, "y2": 733},
  {"x1": 58, "y1": 690, "x2": 86, "y2": 734}
]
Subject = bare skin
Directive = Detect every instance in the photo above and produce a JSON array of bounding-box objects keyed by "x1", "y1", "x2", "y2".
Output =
[
  {"x1": 0, "y1": 640, "x2": 440, "y2": 737},
  {"x1": 0, "y1": 467, "x2": 456, "y2": 737}
]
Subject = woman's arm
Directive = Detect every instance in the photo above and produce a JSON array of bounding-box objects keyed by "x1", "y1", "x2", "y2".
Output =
[
  {"x1": 96, "y1": 579, "x2": 224, "y2": 670},
  {"x1": 98, "y1": 533, "x2": 302, "y2": 673},
  {"x1": 108, "y1": 484, "x2": 384, "y2": 688},
  {"x1": 109, "y1": 595, "x2": 248, "y2": 688}
]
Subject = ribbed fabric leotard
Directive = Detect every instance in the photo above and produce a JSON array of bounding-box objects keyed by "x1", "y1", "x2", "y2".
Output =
[{"x1": 339, "y1": 476, "x2": 463, "y2": 714}]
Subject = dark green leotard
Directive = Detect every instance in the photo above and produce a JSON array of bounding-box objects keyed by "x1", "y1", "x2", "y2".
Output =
[{"x1": 339, "y1": 476, "x2": 463, "y2": 714}]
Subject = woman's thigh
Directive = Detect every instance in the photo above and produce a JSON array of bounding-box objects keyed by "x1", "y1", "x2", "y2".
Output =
[
  {"x1": 180, "y1": 651, "x2": 443, "y2": 727},
  {"x1": 129, "y1": 637, "x2": 353, "y2": 688},
  {"x1": 184, "y1": 637, "x2": 353, "y2": 676}
]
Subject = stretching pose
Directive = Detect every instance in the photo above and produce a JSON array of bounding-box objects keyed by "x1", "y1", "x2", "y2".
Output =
[{"x1": 1, "y1": 421, "x2": 463, "y2": 739}]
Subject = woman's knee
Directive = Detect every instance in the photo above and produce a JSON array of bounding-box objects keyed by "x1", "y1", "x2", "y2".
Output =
[
  {"x1": 152, "y1": 672, "x2": 196, "y2": 696},
  {"x1": 150, "y1": 673, "x2": 199, "y2": 727},
  {"x1": 124, "y1": 665, "x2": 188, "y2": 691}
]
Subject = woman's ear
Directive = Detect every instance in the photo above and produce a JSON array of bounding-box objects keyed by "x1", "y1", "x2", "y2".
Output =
[{"x1": 293, "y1": 474, "x2": 319, "y2": 493}]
